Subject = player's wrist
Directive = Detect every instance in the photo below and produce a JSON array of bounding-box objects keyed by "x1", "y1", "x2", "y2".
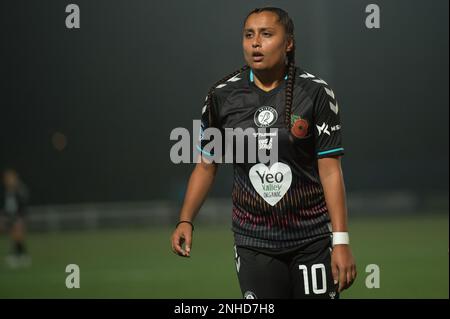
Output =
[
  {"x1": 176, "y1": 220, "x2": 194, "y2": 231},
  {"x1": 332, "y1": 231, "x2": 349, "y2": 246}
]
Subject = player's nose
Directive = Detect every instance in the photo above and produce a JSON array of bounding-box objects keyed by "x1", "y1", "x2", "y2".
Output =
[{"x1": 252, "y1": 35, "x2": 261, "y2": 48}]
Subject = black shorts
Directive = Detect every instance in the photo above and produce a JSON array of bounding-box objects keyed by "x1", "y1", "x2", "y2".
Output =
[{"x1": 234, "y1": 236, "x2": 339, "y2": 299}]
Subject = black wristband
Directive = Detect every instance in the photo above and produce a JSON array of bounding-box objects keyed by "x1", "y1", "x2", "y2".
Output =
[{"x1": 176, "y1": 220, "x2": 194, "y2": 231}]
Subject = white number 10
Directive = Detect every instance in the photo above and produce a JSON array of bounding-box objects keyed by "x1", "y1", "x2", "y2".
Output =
[{"x1": 298, "y1": 264, "x2": 327, "y2": 295}]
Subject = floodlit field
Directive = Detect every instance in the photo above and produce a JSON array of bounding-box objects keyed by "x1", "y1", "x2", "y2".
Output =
[{"x1": 0, "y1": 214, "x2": 448, "y2": 299}]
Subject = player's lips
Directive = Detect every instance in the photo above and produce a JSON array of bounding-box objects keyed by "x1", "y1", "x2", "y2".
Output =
[{"x1": 252, "y1": 52, "x2": 264, "y2": 62}]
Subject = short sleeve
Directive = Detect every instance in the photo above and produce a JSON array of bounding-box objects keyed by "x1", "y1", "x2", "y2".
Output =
[
  {"x1": 195, "y1": 92, "x2": 221, "y2": 160},
  {"x1": 313, "y1": 85, "x2": 345, "y2": 158}
]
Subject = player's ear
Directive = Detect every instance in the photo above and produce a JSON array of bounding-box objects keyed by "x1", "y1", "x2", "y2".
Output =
[{"x1": 285, "y1": 36, "x2": 294, "y2": 53}]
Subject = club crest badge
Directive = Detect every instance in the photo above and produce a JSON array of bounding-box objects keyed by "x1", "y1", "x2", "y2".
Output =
[{"x1": 254, "y1": 106, "x2": 278, "y2": 128}]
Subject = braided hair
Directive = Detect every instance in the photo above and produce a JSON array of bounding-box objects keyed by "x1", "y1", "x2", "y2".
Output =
[{"x1": 206, "y1": 7, "x2": 296, "y2": 129}]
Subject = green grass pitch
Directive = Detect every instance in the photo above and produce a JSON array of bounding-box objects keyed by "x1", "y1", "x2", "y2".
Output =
[{"x1": 0, "y1": 214, "x2": 448, "y2": 298}]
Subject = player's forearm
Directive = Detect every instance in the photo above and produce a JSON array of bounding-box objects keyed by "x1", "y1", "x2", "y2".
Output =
[
  {"x1": 178, "y1": 161, "x2": 218, "y2": 222},
  {"x1": 318, "y1": 158, "x2": 348, "y2": 232}
]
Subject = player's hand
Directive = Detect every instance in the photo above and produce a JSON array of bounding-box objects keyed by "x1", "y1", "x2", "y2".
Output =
[
  {"x1": 171, "y1": 223, "x2": 193, "y2": 257},
  {"x1": 331, "y1": 245, "x2": 356, "y2": 293}
]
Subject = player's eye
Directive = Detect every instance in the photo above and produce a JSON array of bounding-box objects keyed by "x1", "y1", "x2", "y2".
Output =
[
  {"x1": 262, "y1": 32, "x2": 272, "y2": 37},
  {"x1": 244, "y1": 33, "x2": 253, "y2": 38}
]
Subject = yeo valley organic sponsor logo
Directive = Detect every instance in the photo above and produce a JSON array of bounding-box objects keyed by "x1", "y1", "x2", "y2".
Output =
[{"x1": 249, "y1": 162, "x2": 292, "y2": 206}]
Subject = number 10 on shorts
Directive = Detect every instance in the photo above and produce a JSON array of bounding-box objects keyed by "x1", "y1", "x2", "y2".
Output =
[{"x1": 298, "y1": 264, "x2": 327, "y2": 295}]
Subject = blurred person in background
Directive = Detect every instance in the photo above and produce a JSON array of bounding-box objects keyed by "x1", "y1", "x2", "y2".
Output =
[{"x1": 0, "y1": 168, "x2": 31, "y2": 268}]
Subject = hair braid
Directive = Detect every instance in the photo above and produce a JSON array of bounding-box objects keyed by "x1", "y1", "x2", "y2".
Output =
[{"x1": 284, "y1": 47, "x2": 296, "y2": 129}]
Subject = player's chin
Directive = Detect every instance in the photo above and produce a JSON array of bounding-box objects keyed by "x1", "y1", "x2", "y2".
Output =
[
  {"x1": 244, "y1": 57, "x2": 266, "y2": 70},
  {"x1": 249, "y1": 61, "x2": 268, "y2": 71}
]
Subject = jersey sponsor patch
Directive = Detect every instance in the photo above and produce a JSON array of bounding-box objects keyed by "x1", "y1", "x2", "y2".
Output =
[
  {"x1": 258, "y1": 137, "x2": 273, "y2": 150},
  {"x1": 316, "y1": 122, "x2": 331, "y2": 136},
  {"x1": 249, "y1": 162, "x2": 292, "y2": 206},
  {"x1": 254, "y1": 106, "x2": 278, "y2": 128}
]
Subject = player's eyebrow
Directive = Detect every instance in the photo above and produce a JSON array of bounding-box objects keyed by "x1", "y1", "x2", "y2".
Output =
[{"x1": 243, "y1": 27, "x2": 276, "y2": 33}]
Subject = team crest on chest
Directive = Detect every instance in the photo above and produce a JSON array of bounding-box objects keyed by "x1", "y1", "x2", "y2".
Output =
[{"x1": 254, "y1": 106, "x2": 278, "y2": 128}]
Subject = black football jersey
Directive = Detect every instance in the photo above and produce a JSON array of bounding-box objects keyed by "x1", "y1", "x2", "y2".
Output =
[{"x1": 197, "y1": 66, "x2": 344, "y2": 248}]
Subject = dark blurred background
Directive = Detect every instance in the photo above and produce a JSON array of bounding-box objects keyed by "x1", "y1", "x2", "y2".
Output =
[
  {"x1": 1, "y1": 0, "x2": 448, "y2": 206},
  {"x1": 0, "y1": 0, "x2": 448, "y2": 299}
]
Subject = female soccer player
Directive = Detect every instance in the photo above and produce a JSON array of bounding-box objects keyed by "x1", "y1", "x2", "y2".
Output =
[{"x1": 171, "y1": 7, "x2": 356, "y2": 299}]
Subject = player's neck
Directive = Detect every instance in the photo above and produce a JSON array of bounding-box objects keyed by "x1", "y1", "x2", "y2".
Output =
[{"x1": 252, "y1": 64, "x2": 287, "y2": 92}]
